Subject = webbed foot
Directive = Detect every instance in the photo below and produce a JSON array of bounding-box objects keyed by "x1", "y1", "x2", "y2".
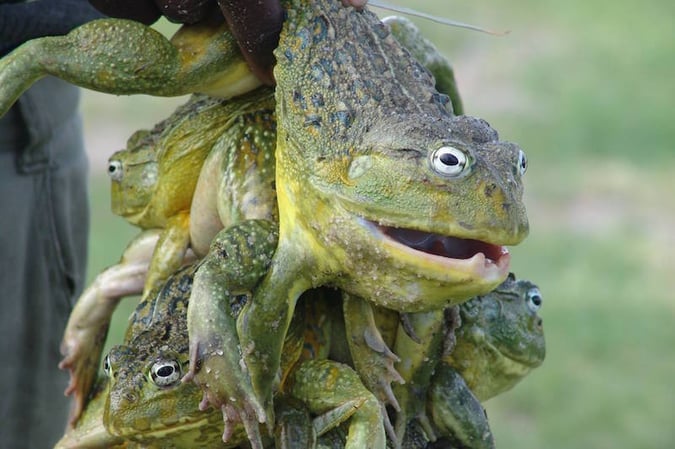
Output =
[
  {"x1": 183, "y1": 336, "x2": 267, "y2": 448},
  {"x1": 342, "y1": 293, "x2": 404, "y2": 410}
]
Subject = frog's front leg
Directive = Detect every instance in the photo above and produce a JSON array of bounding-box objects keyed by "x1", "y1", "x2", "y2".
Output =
[
  {"x1": 427, "y1": 363, "x2": 496, "y2": 449},
  {"x1": 0, "y1": 17, "x2": 259, "y2": 116},
  {"x1": 184, "y1": 220, "x2": 278, "y2": 448},
  {"x1": 59, "y1": 230, "x2": 158, "y2": 424},
  {"x1": 235, "y1": 247, "x2": 311, "y2": 435},
  {"x1": 141, "y1": 211, "x2": 191, "y2": 299},
  {"x1": 392, "y1": 310, "x2": 445, "y2": 448},
  {"x1": 289, "y1": 359, "x2": 386, "y2": 449}
]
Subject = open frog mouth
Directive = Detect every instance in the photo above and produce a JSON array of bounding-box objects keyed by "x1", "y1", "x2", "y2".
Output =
[
  {"x1": 366, "y1": 221, "x2": 510, "y2": 277},
  {"x1": 380, "y1": 226, "x2": 506, "y2": 261}
]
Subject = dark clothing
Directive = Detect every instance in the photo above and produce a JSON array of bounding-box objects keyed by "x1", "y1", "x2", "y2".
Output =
[
  {"x1": 0, "y1": 77, "x2": 89, "y2": 449},
  {"x1": 0, "y1": 2, "x2": 100, "y2": 447},
  {"x1": 0, "y1": 0, "x2": 103, "y2": 55}
]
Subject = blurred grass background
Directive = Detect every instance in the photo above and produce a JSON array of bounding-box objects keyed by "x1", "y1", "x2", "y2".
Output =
[{"x1": 79, "y1": 1, "x2": 674, "y2": 448}]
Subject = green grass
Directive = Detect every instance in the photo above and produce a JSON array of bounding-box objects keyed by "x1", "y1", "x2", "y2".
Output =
[{"x1": 80, "y1": 1, "x2": 674, "y2": 448}]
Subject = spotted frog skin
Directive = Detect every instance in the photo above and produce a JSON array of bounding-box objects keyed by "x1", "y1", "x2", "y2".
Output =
[
  {"x1": 0, "y1": 15, "x2": 261, "y2": 116},
  {"x1": 185, "y1": 0, "x2": 529, "y2": 444},
  {"x1": 101, "y1": 225, "x2": 384, "y2": 449},
  {"x1": 58, "y1": 87, "x2": 277, "y2": 424},
  {"x1": 50, "y1": 10, "x2": 469, "y2": 435}
]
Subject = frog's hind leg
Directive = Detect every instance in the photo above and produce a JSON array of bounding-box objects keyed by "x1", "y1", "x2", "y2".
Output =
[
  {"x1": 0, "y1": 17, "x2": 258, "y2": 116},
  {"x1": 59, "y1": 230, "x2": 159, "y2": 425},
  {"x1": 428, "y1": 363, "x2": 496, "y2": 449},
  {"x1": 392, "y1": 310, "x2": 446, "y2": 448},
  {"x1": 288, "y1": 359, "x2": 386, "y2": 449}
]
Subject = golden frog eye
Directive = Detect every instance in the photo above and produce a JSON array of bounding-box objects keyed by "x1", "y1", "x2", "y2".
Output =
[
  {"x1": 150, "y1": 360, "x2": 181, "y2": 387},
  {"x1": 107, "y1": 160, "x2": 124, "y2": 182},
  {"x1": 526, "y1": 287, "x2": 542, "y2": 313},
  {"x1": 518, "y1": 150, "x2": 528, "y2": 176},
  {"x1": 430, "y1": 146, "x2": 469, "y2": 177}
]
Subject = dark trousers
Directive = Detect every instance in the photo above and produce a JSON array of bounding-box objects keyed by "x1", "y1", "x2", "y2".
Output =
[{"x1": 0, "y1": 77, "x2": 89, "y2": 449}]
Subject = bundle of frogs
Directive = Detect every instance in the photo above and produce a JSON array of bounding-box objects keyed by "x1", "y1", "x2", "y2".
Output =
[{"x1": 0, "y1": 1, "x2": 545, "y2": 448}]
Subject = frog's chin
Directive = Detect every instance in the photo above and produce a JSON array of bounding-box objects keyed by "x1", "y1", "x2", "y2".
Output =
[{"x1": 362, "y1": 219, "x2": 510, "y2": 281}]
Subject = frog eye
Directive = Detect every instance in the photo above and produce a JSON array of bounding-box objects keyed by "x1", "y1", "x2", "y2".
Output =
[
  {"x1": 526, "y1": 288, "x2": 542, "y2": 313},
  {"x1": 150, "y1": 360, "x2": 181, "y2": 387},
  {"x1": 103, "y1": 355, "x2": 112, "y2": 377},
  {"x1": 430, "y1": 146, "x2": 470, "y2": 178},
  {"x1": 108, "y1": 160, "x2": 124, "y2": 182},
  {"x1": 517, "y1": 150, "x2": 528, "y2": 176}
]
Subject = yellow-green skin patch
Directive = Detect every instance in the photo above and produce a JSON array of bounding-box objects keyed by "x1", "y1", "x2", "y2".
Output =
[
  {"x1": 104, "y1": 238, "x2": 383, "y2": 449},
  {"x1": 227, "y1": 0, "x2": 530, "y2": 428}
]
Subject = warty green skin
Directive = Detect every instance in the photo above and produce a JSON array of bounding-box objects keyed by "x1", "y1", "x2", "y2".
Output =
[
  {"x1": 291, "y1": 274, "x2": 545, "y2": 449},
  {"x1": 408, "y1": 274, "x2": 545, "y2": 449},
  {"x1": 191, "y1": 0, "x2": 528, "y2": 444},
  {"x1": 54, "y1": 378, "x2": 127, "y2": 449},
  {"x1": 0, "y1": 16, "x2": 260, "y2": 116},
  {"x1": 100, "y1": 226, "x2": 384, "y2": 449},
  {"x1": 59, "y1": 88, "x2": 277, "y2": 424}
]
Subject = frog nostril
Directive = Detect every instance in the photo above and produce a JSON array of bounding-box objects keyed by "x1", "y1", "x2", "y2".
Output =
[{"x1": 536, "y1": 317, "x2": 543, "y2": 328}]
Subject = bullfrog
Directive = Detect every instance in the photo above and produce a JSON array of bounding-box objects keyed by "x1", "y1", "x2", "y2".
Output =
[
  {"x1": 422, "y1": 273, "x2": 545, "y2": 449},
  {"x1": 186, "y1": 0, "x2": 528, "y2": 442},
  {"x1": 56, "y1": 11, "x2": 470, "y2": 430},
  {"x1": 325, "y1": 274, "x2": 545, "y2": 449},
  {"x1": 102, "y1": 224, "x2": 385, "y2": 449},
  {"x1": 60, "y1": 87, "x2": 278, "y2": 422}
]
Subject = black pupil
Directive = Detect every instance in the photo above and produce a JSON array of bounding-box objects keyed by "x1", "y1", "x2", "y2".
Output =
[
  {"x1": 531, "y1": 294, "x2": 541, "y2": 306},
  {"x1": 108, "y1": 164, "x2": 116, "y2": 173},
  {"x1": 157, "y1": 365, "x2": 174, "y2": 377},
  {"x1": 439, "y1": 152, "x2": 459, "y2": 166}
]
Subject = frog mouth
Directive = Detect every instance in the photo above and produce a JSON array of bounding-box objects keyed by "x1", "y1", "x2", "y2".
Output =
[{"x1": 367, "y1": 221, "x2": 510, "y2": 275}]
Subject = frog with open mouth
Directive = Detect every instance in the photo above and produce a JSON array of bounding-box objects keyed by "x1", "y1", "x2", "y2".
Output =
[
  {"x1": 0, "y1": 2, "x2": 530, "y2": 444},
  {"x1": 46, "y1": 9, "x2": 480, "y2": 437},
  {"x1": 185, "y1": 0, "x2": 529, "y2": 446}
]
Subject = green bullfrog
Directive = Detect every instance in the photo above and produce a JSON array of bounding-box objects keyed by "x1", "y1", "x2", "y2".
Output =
[
  {"x1": 102, "y1": 225, "x2": 385, "y2": 449},
  {"x1": 56, "y1": 11, "x2": 470, "y2": 432},
  {"x1": 186, "y1": 0, "x2": 529, "y2": 443},
  {"x1": 95, "y1": 274, "x2": 542, "y2": 449},
  {"x1": 323, "y1": 274, "x2": 545, "y2": 449},
  {"x1": 60, "y1": 87, "x2": 278, "y2": 422}
]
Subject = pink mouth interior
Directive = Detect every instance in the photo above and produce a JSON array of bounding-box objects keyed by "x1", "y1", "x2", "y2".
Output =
[{"x1": 378, "y1": 225, "x2": 505, "y2": 262}]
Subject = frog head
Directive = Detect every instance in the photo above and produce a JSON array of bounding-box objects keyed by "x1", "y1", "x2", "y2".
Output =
[
  {"x1": 108, "y1": 129, "x2": 159, "y2": 225},
  {"x1": 446, "y1": 273, "x2": 546, "y2": 401},
  {"x1": 103, "y1": 329, "x2": 236, "y2": 446},
  {"x1": 273, "y1": 1, "x2": 528, "y2": 310}
]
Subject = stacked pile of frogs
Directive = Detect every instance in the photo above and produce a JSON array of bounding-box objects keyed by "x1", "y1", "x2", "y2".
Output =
[{"x1": 0, "y1": 1, "x2": 545, "y2": 448}]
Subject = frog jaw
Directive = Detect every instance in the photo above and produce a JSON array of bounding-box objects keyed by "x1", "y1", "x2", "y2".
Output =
[{"x1": 364, "y1": 220, "x2": 511, "y2": 282}]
